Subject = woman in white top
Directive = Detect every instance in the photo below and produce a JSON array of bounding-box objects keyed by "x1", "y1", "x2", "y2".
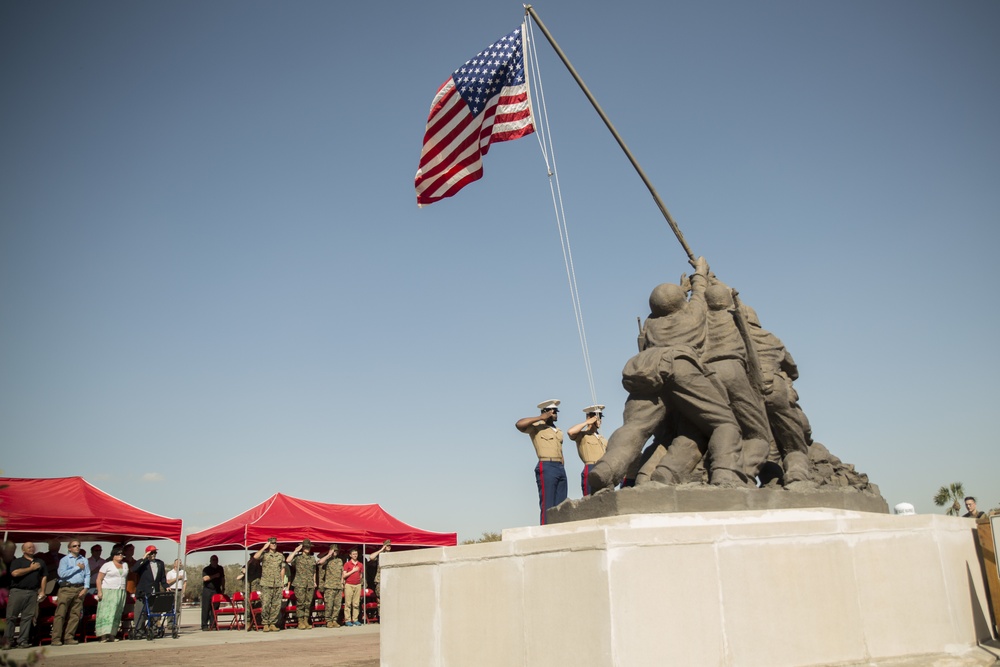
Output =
[
  {"x1": 166, "y1": 559, "x2": 187, "y2": 595},
  {"x1": 95, "y1": 547, "x2": 129, "y2": 641}
]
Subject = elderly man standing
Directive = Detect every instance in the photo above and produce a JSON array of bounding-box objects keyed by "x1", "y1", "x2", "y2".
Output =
[
  {"x1": 4, "y1": 542, "x2": 48, "y2": 650},
  {"x1": 132, "y1": 545, "x2": 166, "y2": 637},
  {"x1": 516, "y1": 399, "x2": 567, "y2": 524},
  {"x1": 50, "y1": 539, "x2": 89, "y2": 646}
]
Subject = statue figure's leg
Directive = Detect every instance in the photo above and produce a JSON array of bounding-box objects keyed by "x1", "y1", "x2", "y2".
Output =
[
  {"x1": 666, "y1": 359, "x2": 749, "y2": 487},
  {"x1": 589, "y1": 394, "x2": 665, "y2": 492},
  {"x1": 635, "y1": 443, "x2": 666, "y2": 485},
  {"x1": 708, "y1": 359, "x2": 773, "y2": 481},
  {"x1": 765, "y1": 374, "x2": 813, "y2": 484},
  {"x1": 650, "y1": 416, "x2": 705, "y2": 484}
]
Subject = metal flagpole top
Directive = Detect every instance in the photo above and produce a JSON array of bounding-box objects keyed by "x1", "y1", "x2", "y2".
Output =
[{"x1": 523, "y1": 3, "x2": 696, "y2": 264}]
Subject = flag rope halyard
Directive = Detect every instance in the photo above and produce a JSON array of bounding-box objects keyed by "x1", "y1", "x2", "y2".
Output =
[
  {"x1": 525, "y1": 18, "x2": 598, "y2": 406},
  {"x1": 524, "y1": 4, "x2": 696, "y2": 263}
]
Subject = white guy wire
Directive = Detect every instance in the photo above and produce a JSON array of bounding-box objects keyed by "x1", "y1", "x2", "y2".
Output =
[{"x1": 524, "y1": 18, "x2": 598, "y2": 406}]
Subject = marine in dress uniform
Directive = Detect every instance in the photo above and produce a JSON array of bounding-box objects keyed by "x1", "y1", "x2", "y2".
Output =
[
  {"x1": 516, "y1": 399, "x2": 568, "y2": 525},
  {"x1": 567, "y1": 405, "x2": 608, "y2": 496}
]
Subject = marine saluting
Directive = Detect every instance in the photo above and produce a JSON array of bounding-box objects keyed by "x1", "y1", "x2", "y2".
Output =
[{"x1": 516, "y1": 399, "x2": 567, "y2": 525}]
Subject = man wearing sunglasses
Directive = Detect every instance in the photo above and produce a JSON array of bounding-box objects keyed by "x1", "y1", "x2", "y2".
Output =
[
  {"x1": 50, "y1": 540, "x2": 89, "y2": 646},
  {"x1": 568, "y1": 405, "x2": 607, "y2": 497},
  {"x1": 516, "y1": 399, "x2": 567, "y2": 525}
]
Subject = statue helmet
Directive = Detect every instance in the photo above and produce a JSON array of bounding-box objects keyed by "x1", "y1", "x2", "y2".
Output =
[
  {"x1": 648, "y1": 283, "x2": 686, "y2": 316},
  {"x1": 705, "y1": 284, "x2": 733, "y2": 310}
]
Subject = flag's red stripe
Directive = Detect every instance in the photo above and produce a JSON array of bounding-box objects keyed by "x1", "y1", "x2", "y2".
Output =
[
  {"x1": 418, "y1": 147, "x2": 484, "y2": 202},
  {"x1": 415, "y1": 65, "x2": 534, "y2": 204}
]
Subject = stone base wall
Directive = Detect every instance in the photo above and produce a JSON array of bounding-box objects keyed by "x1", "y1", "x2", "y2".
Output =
[{"x1": 381, "y1": 510, "x2": 995, "y2": 667}]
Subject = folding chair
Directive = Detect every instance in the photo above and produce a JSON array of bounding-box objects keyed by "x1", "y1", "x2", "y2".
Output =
[
  {"x1": 80, "y1": 593, "x2": 100, "y2": 642},
  {"x1": 247, "y1": 591, "x2": 263, "y2": 631},
  {"x1": 211, "y1": 594, "x2": 238, "y2": 630},
  {"x1": 35, "y1": 595, "x2": 58, "y2": 646},
  {"x1": 231, "y1": 591, "x2": 246, "y2": 630},
  {"x1": 120, "y1": 593, "x2": 136, "y2": 639},
  {"x1": 310, "y1": 589, "x2": 325, "y2": 627},
  {"x1": 281, "y1": 589, "x2": 297, "y2": 629},
  {"x1": 362, "y1": 588, "x2": 379, "y2": 624}
]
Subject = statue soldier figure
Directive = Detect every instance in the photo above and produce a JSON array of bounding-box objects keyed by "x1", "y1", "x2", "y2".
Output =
[{"x1": 589, "y1": 257, "x2": 750, "y2": 491}]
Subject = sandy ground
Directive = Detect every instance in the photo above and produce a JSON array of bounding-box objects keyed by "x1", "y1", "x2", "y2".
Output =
[{"x1": 2, "y1": 605, "x2": 380, "y2": 667}]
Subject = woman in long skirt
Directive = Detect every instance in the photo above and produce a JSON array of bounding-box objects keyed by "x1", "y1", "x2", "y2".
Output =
[{"x1": 95, "y1": 547, "x2": 129, "y2": 641}]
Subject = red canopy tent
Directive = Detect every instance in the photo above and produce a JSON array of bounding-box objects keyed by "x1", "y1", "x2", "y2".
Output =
[
  {"x1": 0, "y1": 476, "x2": 183, "y2": 543},
  {"x1": 185, "y1": 492, "x2": 456, "y2": 554}
]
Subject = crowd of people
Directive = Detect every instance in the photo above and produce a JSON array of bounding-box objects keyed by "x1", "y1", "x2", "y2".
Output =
[
  {"x1": 1, "y1": 537, "x2": 390, "y2": 649},
  {"x1": 1, "y1": 538, "x2": 157, "y2": 649},
  {"x1": 234, "y1": 538, "x2": 389, "y2": 631}
]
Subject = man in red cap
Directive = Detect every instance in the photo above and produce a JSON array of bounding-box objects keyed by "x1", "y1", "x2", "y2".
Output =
[{"x1": 132, "y1": 546, "x2": 167, "y2": 636}]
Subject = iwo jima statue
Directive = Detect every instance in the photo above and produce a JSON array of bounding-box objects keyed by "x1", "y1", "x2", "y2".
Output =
[
  {"x1": 413, "y1": 8, "x2": 887, "y2": 520},
  {"x1": 548, "y1": 256, "x2": 887, "y2": 523}
]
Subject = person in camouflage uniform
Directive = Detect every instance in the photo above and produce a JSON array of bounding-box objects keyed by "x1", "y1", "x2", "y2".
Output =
[
  {"x1": 366, "y1": 540, "x2": 391, "y2": 604},
  {"x1": 253, "y1": 537, "x2": 285, "y2": 632},
  {"x1": 317, "y1": 545, "x2": 344, "y2": 628},
  {"x1": 286, "y1": 540, "x2": 317, "y2": 629}
]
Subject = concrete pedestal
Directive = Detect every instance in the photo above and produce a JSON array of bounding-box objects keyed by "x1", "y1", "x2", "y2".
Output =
[{"x1": 381, "y1": 509, "x2": 997, "y2": 667}]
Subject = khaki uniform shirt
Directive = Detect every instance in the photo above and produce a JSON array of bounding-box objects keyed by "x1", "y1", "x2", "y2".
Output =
[
  {"x1": 525, "y1": 422, "x2": 564, "y2": 462},
  {"x1": 570, "y1": 430, "x2": 607, "y2": 465}
]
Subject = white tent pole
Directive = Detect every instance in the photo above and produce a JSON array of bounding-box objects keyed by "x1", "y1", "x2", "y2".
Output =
[
  {"x1": 360, "y1": 544, "x2": 368, "y2": 625},
  {"x1": 244, "y1": 538, "x2": 250, "y2": 632},
  {"x1": 175, "y1": 533, "x2": 183, "y2": 632}
]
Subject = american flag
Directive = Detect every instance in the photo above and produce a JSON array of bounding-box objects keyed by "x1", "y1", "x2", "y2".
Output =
[{"x1": 415, "y1": 23, "x2": 535, "y2": 206}]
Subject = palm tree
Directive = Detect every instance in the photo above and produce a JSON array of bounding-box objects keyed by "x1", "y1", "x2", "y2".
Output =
[{"x1": 933, "y1": 482, "x2": 966, "y2": 516}]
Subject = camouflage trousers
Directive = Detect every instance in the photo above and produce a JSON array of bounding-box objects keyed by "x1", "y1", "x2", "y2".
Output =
[
  {"x1": 295, "y1": 587, "x2": 315, "y2": 623},
  {"x1": 261, "y1": 586, "x2": 282, "y2": 627},
  {"x1": 322, "y1": 586, "x2": 343, "y2": 623}
]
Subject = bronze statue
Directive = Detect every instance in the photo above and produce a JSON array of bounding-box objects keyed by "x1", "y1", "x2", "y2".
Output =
[{"x1": 588, "y1": 257, "x2": 751, "y2": 491}]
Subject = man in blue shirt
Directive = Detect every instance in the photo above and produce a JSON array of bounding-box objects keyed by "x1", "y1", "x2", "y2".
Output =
[{"x1": 50, "y1": 540, "x2": 90, "y2": 646}]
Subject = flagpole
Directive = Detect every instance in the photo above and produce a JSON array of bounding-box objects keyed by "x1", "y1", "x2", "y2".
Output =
[{"x1": 523, "y1": 4, "x2": 695, "y2": 262}]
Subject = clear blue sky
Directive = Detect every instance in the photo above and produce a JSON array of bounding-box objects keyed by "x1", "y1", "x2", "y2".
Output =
[{"x1": 2, "y1": 0, "x2": 998, "y2": 548}]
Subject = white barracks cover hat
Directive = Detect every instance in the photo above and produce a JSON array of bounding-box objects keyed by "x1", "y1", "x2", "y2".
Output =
[
  {"x1": 582, "y1": 405, "x2": 605, "y2": 415},
  {"x1": 537, "y1": 399, "x2": 561, "y2": 411}
]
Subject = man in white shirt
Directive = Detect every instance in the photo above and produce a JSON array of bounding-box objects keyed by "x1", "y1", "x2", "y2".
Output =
[{"x1": 166, "y1": 560, "x2": 187, "y2": 594}]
